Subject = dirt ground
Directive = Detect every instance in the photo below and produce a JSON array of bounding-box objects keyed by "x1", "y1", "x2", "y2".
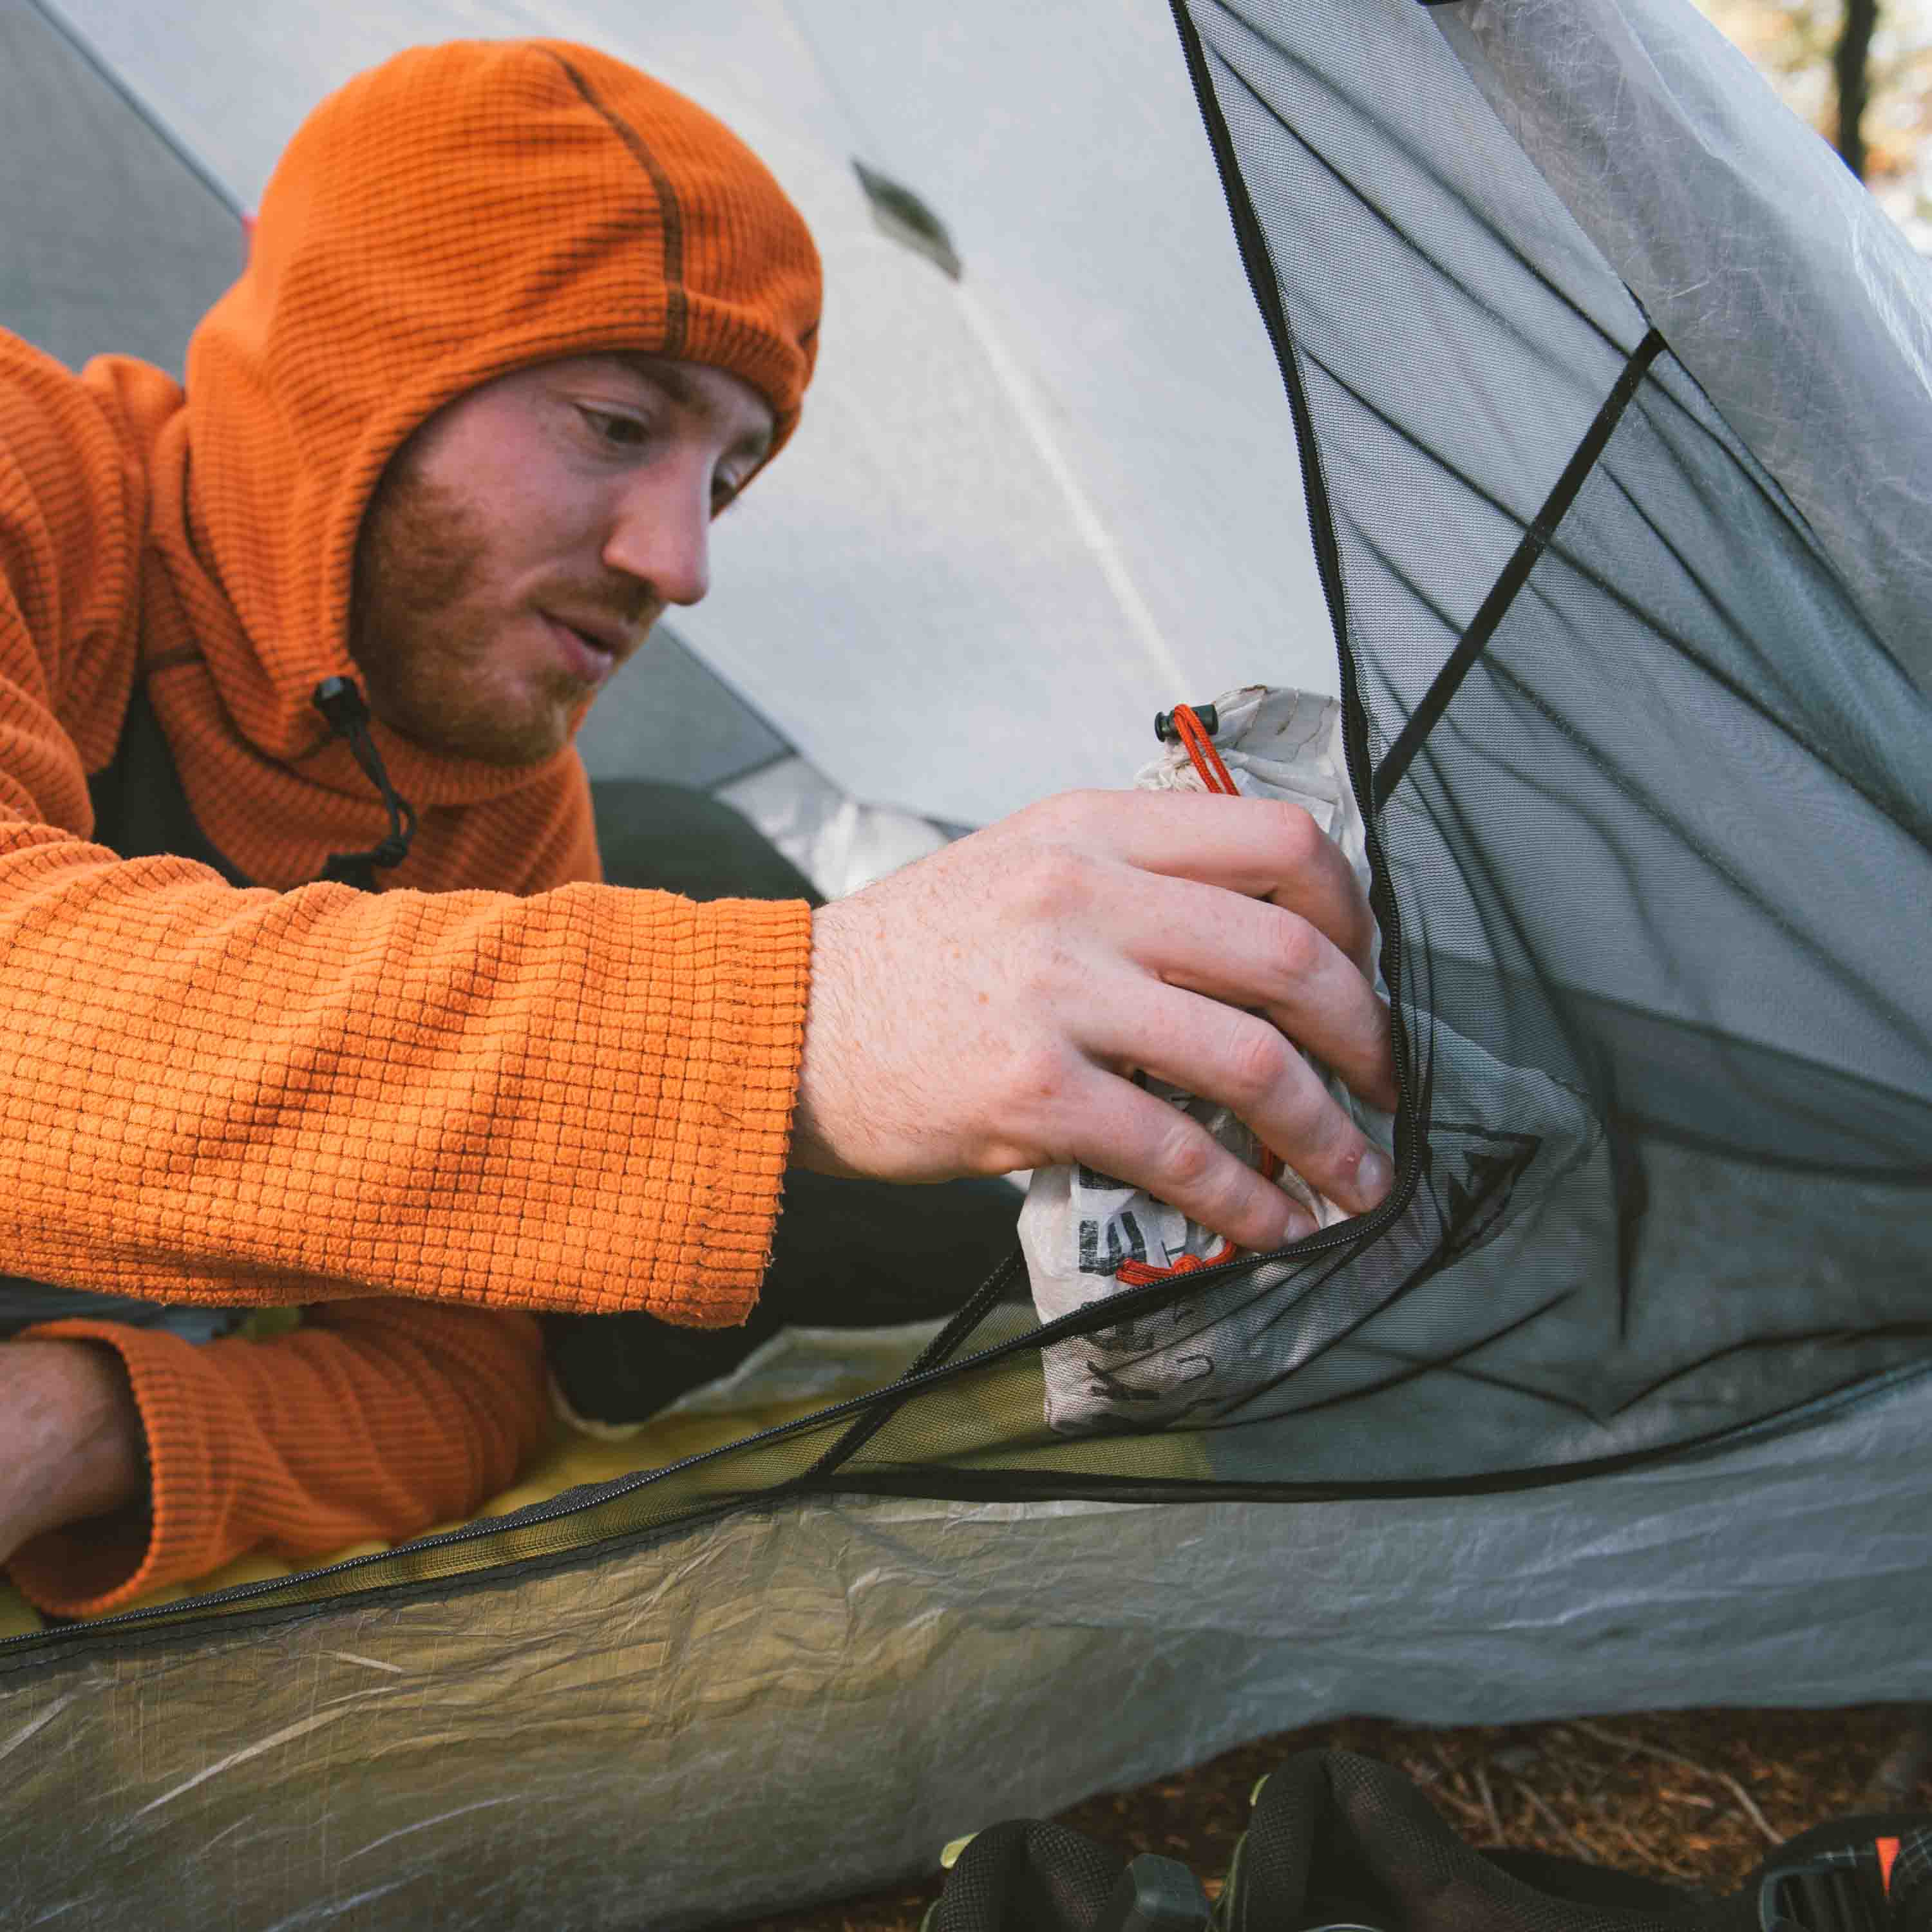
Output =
[{"x1": 730, "y1": 1706, "x2": 1932, "y2": 1931}]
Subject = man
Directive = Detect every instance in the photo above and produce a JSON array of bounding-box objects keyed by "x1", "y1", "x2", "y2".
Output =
[{"x1": 0, "y1": 41, "x2": 1394, "y2": 1618}]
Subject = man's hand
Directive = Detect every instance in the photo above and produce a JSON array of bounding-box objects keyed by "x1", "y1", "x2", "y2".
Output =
[
  {"x1": 791, "y1": 788, "x2": 1399, "y2": 1252},
  {"x1": 0, "y1": 1340, "x2": 147, "y2": 1566}
]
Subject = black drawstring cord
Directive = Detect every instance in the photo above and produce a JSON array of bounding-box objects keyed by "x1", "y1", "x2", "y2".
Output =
[{"x1": 310, "y1": 676, "x2": 418, "y2": 891}]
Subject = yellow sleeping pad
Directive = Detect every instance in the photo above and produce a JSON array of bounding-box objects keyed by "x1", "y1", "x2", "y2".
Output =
[{"x1": 5, "y1": 1316, "x2": 1206, "y2": 1636}]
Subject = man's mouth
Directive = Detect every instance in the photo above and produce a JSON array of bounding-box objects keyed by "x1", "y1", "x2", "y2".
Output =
[{"x1": 544, "y1": 614, "x2": 620, "y2": 688}]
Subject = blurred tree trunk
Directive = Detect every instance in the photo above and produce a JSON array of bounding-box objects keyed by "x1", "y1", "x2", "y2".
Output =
[{"x1": 1833, "y1": 0, "x2": 1880, "y2": 178}]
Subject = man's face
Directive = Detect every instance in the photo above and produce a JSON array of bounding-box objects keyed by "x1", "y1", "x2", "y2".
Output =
[{"x1": 348, "y1": 352, "x2": 775, "y2": 766}]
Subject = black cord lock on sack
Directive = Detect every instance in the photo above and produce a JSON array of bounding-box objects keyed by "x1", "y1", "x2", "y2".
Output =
[{"x1": 1154, "y1": 701, "x2": 1219, "y2": 744}]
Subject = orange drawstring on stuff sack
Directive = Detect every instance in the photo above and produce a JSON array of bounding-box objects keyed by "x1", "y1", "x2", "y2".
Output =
[
  {"x1": 1164, "y1": 700, "x2": 1240, "y2": 797},
  {"x1": 1113, "y1": 703, "x2": 1282, "y2": 1289}
]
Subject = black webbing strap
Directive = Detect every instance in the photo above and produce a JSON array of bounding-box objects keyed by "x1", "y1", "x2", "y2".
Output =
[{"x1": 1372, "y1": 327, "x2": 1667, "y2": 813}]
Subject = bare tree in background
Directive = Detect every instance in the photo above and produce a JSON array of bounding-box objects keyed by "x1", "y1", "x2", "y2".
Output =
[
  {"x1": 1834, "y1": 0, "x2": 1882, "y2": 175},
  {"x1": 1695, "y1": 0, "x2": 1932, "y2": 238}
]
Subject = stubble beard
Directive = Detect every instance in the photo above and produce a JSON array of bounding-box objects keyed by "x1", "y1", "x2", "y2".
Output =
[{"x1": 346, "y1": 448, "x2": 588, "y2": 768}]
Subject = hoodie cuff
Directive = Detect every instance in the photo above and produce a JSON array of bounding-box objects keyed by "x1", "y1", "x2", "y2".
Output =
[
  {"x1": 620, "y1": 892, "x2": 813, "y2": 1328},
  {"x1": 5, "y1": 1320, "x2": 221, "y2": 1620}
]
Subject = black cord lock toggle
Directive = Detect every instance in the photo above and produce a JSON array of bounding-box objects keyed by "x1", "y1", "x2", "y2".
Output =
[
  {"x1": 1154, "y1": 702, "x2": 1219, "y2": 744},
  {"x1": 310, "y1": 676, "x2": 419, "y2": 891}
]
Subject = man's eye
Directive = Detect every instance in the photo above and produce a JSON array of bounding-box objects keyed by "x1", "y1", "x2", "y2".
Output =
[
  {"x1": 578, "y1": 407, "x2": 649, "y2": 448},
  {"x1": 711, "y1": 478, "x2": 746, "y2": 516}
]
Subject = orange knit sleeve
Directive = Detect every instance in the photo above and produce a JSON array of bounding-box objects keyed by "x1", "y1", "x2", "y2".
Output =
[
  {"x1": 4, "y1": 1303, "x2": 549, "y2": 1619},
  {"x1": 0, "y1": 339, "x2": 811, "y2": 1329},
  {"x1": 0, "y1": 336, "x2": 141, "y2": 823}
]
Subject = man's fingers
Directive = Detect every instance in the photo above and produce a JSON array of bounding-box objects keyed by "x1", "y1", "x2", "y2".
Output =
[
  {"x1": 795, "y1": 788, "x2": 1396, "y2": 1208},
  {"x1": 1133, "y1": 882, "x2": 1397, "y2": 1113},
  {"x1": 1096, "y1": 981, "x2": 1394, "y2": 1220},
  {"x1": 1025, "y1": 790, "x2": 1378, "y2": 976},
  {"x1": 1264, "y1": 829, "x2": 1378, "y2": 986},
  {"x1": 1062, "y1": 1068, "x2": 1322, "y2": 1254}
]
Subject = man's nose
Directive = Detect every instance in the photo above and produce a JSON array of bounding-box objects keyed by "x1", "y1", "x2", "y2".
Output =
[{"x1": 601, "y1": 466, "x2": 712, "y2": 608}]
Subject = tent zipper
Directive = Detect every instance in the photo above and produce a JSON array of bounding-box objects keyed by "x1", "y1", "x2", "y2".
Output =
[{"x1": 1160, "y1": 0, "x2": 1424, "y2": 1227}]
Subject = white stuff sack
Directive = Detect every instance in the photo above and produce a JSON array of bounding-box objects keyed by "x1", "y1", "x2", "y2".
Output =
[
  {"x1": 1018, "y1": 684, "x2": 1395, "y2": 1433},
  {"x1": 1018, "y1": 685, "x2": 1602, "y2": 1436}
]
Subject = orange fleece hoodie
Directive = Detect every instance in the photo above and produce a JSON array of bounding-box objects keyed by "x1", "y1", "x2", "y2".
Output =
[{"x1": 1, "y1": 41, "x2": 823, "y2": 1615}]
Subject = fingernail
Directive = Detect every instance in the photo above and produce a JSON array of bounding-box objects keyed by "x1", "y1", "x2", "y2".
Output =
[
  {"x1": 1356, "y1": 1145, "x2": 1393, "y2": 1205},
  {"x1": 1276, "y1": 1204, "x2": 1319, "y2": 1245}
]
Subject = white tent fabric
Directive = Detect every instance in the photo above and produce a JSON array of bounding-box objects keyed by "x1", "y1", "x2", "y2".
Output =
[{"x1": 30, "y1": 0, "x2": 1335, "y2": 828}]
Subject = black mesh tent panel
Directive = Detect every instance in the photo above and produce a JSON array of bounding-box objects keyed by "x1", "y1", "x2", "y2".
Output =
[
  {"x1": 1430, "y1": 0, "x2": 1932, "y2": 690},
  {"x1": 755, "y1": 0, "x2": 1932, "y2": 1491},
  {"x1": 1045, "y1": 0, "x2": 1932, "y2": 1475}
]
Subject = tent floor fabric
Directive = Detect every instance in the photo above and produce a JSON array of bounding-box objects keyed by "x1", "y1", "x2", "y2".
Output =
[{"x1": 747, "y1": 1708, "x2": 1932, "y2": 1931}]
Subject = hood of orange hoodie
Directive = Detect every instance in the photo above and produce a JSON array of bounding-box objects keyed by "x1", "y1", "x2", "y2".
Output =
[{"x1": 152, "y1": 38, "x2": 820, "y2": 811}]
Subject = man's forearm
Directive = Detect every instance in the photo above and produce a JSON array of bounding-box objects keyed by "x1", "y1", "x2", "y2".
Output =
[{"x1": 0, "y1": 1340, "x2": 147, "y2": 1564}]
